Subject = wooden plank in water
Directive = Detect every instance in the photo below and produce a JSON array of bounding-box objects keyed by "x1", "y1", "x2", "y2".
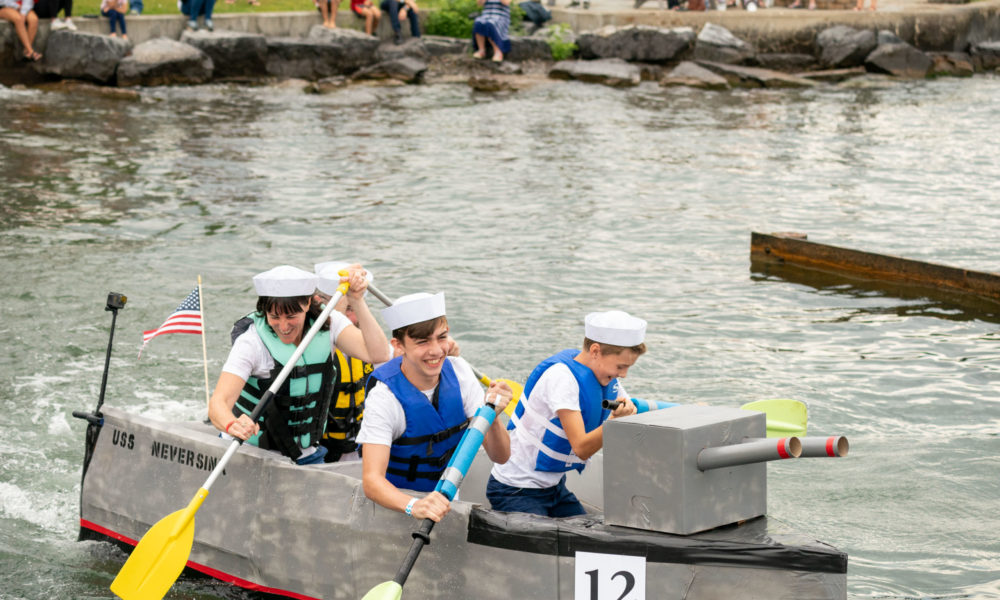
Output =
[{"x1": 749, "y1": 232, "x2": 1000, "y2": 303}]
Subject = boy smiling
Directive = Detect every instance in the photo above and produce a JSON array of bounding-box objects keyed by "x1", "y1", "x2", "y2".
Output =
[{"x1": 357, "y1": 292, "x2": 511, "y2": 522}]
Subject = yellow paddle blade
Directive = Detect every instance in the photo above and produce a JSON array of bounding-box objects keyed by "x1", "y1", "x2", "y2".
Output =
[
  {"x1": 361, "y1": 580, "x2": 403, "y2": 600},
  {"x1": 741, "y1": 399, "x2": 808, "y2": 438},
  {"x1": 110, "y1": 488, "x2": 209, "y2": 600},
  {"x1": 497, "y1": 378, "x2": 524, "y2": 417}
]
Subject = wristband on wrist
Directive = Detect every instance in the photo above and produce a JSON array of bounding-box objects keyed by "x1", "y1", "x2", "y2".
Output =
[
  {"x1": 225, "y1": 420, "x2": 236, "y2": 434},
  {"x1": 405, "y1": 497, "x2": 417, "y2": 516}
]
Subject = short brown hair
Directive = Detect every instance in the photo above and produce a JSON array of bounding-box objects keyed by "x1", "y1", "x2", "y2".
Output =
[
  {"x1": 583, "y1": 337, "x2": 647, "y2": 357},
  {"x1": 393, "y1": 316, "x2": 448, "y2": 342}
]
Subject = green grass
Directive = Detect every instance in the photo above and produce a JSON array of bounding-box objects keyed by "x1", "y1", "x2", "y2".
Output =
[{"x1": 75, "y1": 0, "x2": 447, "y2": 16}]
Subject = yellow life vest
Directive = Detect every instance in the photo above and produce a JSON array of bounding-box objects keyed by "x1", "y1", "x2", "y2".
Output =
[{"x1": 321, "y1": 350, "x2": 372, "y2": 455}]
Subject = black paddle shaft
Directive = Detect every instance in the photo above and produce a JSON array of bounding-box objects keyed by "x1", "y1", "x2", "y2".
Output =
[
  {"x1": 393, "y1": 518, "x2": 436, "y2": 586},
  {"x1": 602, "y1": 399, "x2": 622, "y2": 411}
]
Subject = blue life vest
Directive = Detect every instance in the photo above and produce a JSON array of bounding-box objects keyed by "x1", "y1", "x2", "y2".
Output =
[
  {"x1": 370, "y1": 357, "x2": 469, "y2": 492},
  {"x1": 233, "y1": 313, "x2": 336, "y2": 460},
  {"x1": 509, "y1": 349, "x2": 616, "y2": 473}
]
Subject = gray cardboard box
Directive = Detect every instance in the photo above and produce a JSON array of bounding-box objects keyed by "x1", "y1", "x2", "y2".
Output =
[{"x1": 603, "y1": 404, "x2": 767, "y2": 535}]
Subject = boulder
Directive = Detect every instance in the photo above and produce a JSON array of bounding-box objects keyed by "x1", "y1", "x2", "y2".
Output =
[
  {"x1": 353, "y1": 56, "x2": 426, "y2": 82},
  {"x1": 696, "y1": 60, "x2": 817, "y2": 88},
  {"x1": 661, "y1": 60, "x2": 730, "y2": 90},
  {"x1": 927, "y1": 51, "x2": 974, "y2": 77},
  {"x1": 693, "y1": 23, "x2": 754, "y2": 65},
  {"x1": 864, "y1": 43, "x2": 932, "y2": 78},
  {"x1": 266, "y1": 30, "x2": 379, "y2": 80},
  {"x1": 180, "y1": 30, "x2": 267, "y2": 79},
  {"x1": 421, "y1": 35, "x2": 469, "y2": 56},
  {"x1": 577, "y1": 25, "x2": 694, "y2": 64},
  {"x1": 816, "y1": 25, "x2": 877, "y2": 69},
  {"x1": 508, "y1": 36, "x2": 552, "y2": 62},
  {"x1": 756, "y1": 53, "x2": 817, "y2": 72},
  {"x1": 117, "y1": 38, "x2": 213, "y2": 86},
  {"x1": 876, "y1": 30, "x2": 905, "y2": 46},
  {"x1": 37, "y1": 30, "x2": 130, "y2": 83},
  {"x1": 376, "y1": 38, "x2": 430, "y2": 62},
  {"x1": 548, "y1": 58, "x2": 641, "y2": 87},
  {"x1": 795, "y1": 66, "x2": 866, "y2": 83},
  {"x1": 970, "y1": 40, "x2": 1000, "y2": 71}
]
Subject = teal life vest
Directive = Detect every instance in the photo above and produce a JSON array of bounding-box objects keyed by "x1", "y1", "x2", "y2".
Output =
[
  {"x1": 508, "y1": 349, "x2": 615, "y2": 474},
  {"x1": 233, "y1": 313, "x2": 337, "y2": 460}
]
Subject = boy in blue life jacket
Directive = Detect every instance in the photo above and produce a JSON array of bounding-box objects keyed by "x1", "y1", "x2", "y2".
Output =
[
  {"x1": 487, "y1": 310, "x2": 646, "y2": 518},
  {"x1": 356, "y1": 292, "x2": 512, "y2": 522}
]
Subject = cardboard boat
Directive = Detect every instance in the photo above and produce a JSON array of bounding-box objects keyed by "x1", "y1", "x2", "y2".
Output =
[{"x1": 77, "y1": 403, "x2": 848, "y2": 599}]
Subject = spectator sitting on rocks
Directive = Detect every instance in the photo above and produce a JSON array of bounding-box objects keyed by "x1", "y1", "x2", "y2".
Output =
[
  {"x1": 315, "y1": 0, "x2": 337, "y2": 29},
  {"x1": 350, "y1": 0, "x2": 379, "y2": 35},
  {"x1": 32, "y1": 0, "x2": 74, "y2": 29},
  {"x1": 181, "y1": 0, "x2": 215, "y2": 31},
  {"x1": 472, "y1": 0, "x2": 510, "y2": 63},
  {"x1": 379, "y1": 0, "x2": 418, "y2": 44},
  {"x1": 1, "y1": 0, "x2": 40, "y2": 60},
  {"x1": 100, "y1": 0, "x2": 128, "y2": 38}
]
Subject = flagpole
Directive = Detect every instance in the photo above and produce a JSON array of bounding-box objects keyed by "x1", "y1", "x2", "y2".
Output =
[{"x1": 198, "y1": 275, "x2": 211, "y2": 416}]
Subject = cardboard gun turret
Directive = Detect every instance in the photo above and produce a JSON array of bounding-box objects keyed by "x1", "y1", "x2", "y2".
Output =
[{"x1": 602, "y1": 404, "x2": 848, "y2": 535}]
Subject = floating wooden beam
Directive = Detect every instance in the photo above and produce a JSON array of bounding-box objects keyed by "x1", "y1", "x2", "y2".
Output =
[{"x1": 750, "y1": 232, "x2": 1000, "y2": 304}]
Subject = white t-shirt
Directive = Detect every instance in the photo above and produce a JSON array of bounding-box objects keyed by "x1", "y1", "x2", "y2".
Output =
[
  {"x1": 490, "y1": 363, "x2": 627, "y2": 489},
  {"x1": 222, "y1": 311, "x2": 353, "y2": 380},
  {"x1": 355, "y1": 356, "x2": 485, "y2": 447}
]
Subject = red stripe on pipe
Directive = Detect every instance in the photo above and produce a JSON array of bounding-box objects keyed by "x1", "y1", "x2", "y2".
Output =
[
  {"x1": 825, "y1": 437, "x2": 835, "y2": 457},
  {"x1": 776, "y1": 438, "x2": 790, "y2": 459}
]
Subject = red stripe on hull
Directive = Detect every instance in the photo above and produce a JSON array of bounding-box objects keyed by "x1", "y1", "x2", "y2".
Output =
[{"x1": 79, "y1": 519, "x2": 321, "y2": 600}]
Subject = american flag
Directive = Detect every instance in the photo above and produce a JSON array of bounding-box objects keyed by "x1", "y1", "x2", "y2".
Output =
[{"x1": 139, "y1": 288, "x2": 203, "y2": 355}]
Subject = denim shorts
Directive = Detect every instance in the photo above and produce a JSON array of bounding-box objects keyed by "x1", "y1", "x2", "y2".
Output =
[{"x1": 486, "y1": 474, "x2": 586, "y2": 518}]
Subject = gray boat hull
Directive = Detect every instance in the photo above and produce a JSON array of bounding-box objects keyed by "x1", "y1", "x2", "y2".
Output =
[{"x1": 80, "y1": 406, "x2": 847, "y2": 599}]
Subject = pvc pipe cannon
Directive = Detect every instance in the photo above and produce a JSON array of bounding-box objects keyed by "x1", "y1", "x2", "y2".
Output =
[
  {"x1": 697, "y1": 437, "x2": 802, "y2": 471},
  {"x1": 799, "y1": 436, "x2": 849, "y2": 458}
]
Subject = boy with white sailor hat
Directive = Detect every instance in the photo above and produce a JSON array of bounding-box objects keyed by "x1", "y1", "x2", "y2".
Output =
[
  {"x1": 356, "y1": 292, "x2": 513, "y2": 523},
  {"x1": 208, "y1": 264, "x2": 391, "y2": 466},
  {"x1": 487, "y1": 310, "x2": 647, "y2": 517}
]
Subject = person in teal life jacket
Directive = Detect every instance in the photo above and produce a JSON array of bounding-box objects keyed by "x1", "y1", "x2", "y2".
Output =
[
  {"x1": 487, "y1": 310, "x2": 646, "y2": 517},
  {"x1": 208, "y1": 265, "x2": 392, "y2": 466},
  {"x1": 356, "y1": 292, "x2": 512, "y2": 522}
]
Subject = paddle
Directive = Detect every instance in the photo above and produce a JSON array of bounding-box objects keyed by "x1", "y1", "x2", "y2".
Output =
[
  {"x1": 361, "y1": 396, "x2": 503, "y2": 600},
  {"x1": 602, "y1": 397, "x2": 808, "y2": 438},
  {"x1": 366, "y1": 283, "x2": 524, "y2": 403},
  {"x1": 110, "y1": 277, "x2": 352, "y2": 600}
]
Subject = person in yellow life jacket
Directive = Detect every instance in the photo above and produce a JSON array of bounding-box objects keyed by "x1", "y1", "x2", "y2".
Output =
[
  {"x1": 313, "y1": 261, "x2": 383, "y2": 463},
  {"x1": 209, "y1": 264, "x2": 392, "y2": 465}
]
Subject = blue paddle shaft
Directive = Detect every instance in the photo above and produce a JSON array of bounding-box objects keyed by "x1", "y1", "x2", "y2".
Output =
[{"x1": 435, "y1": 404, "x2": 497, "y2": 500}]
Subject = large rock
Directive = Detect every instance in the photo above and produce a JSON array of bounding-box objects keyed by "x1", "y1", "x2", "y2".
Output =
[
  {"x1": 421, "y1": 35, "x2": 468, "y2": 56},
  {"x1": 117, "y1": 38, "x2": 213, "y2": 86},
  {"x1": 756, "y1": 53, "x2": 817, "y2": 72},
  {"x1": 508, "y1": 35, "x2": 552, "y2": 62},
  {"x1": 376, "y1": 38, "x2": 430, "y2": 62},
  {"x1": 970, "y1": 40, "x2": 1000, "y2": 71},
  {"x1": 353, "y1": 56, "x2": 426, "y2": 83},
  {"x1": 696, "y1": 60, "x2": 817, "y2": 88},
  {"x1": 180, "y1": 30, "x2": 267, "y2": 79},
  {"x1": 816, "y1": 25, "x2": 877, "y2": 69},
  {"x1": 927, "y1": 51, "x2": 974, "y2": 77},
  {"x1": 266, "y1": 28, "x2": 379, "y2": 80},
  {"x1": 37, "y1": 30, "x2": 130, "y2": 83},
  {"x1": 661, "y1": 60, "x2": 730, "y2": 90},
  {"x1": 548, "y1": 58, "x2": 641, "y2": 86},
  {"x1": 693, "y1": 23, "x2": 754, "y2": 65},
  {"x1": 864, "y1": 43, "x2": 932, "y2": 78},
  {"x1": 577, "y1": 25, "x2": 694, "y2": 63}
]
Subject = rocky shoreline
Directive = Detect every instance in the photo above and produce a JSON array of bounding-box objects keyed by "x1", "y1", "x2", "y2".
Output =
[{"x1": 1, "y1": 9, "x2": 998, "y2": 94}]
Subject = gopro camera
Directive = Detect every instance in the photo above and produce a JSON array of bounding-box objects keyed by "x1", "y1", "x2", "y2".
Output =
[{"x1": 106, "y1": 292, "x2": 127, "y2": 311}]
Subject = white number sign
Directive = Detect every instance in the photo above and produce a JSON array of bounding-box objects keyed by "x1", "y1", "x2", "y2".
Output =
[{"x1": 574, "y1": 551, "x2": 646, "y2": 600}]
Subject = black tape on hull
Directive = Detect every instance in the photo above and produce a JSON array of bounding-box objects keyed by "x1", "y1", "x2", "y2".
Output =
[{"x1": 467, "y1": 508, "x2": 847, "y2": 575}]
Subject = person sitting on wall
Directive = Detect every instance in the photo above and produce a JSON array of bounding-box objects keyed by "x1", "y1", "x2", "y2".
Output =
[
  {"x1": 379, "y1": 0, "x2": 418, "y2": 45},
  {"x1": 1, "y1": 0, "x2": 40, "y2": 61},
  {"x1": 350, "y1": 0, "x2": 380, "y2": 35}
]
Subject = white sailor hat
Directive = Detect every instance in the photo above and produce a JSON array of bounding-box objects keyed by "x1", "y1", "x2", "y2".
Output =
[
  {"x1": 252, "y1": 265, "x2": 319, "y2": 298},
  {"x1": 584, "y1": 310, "x2": 647, "y2": 346},
  {"x1": 314, "y1": 261, "x2": 373, "y2": 296},
  {"x1": 382, "y1": 292, "x2": 446, "y2": 332}
]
